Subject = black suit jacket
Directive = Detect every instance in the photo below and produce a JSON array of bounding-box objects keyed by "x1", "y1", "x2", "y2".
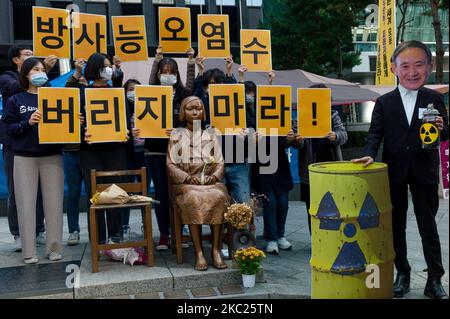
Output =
[{"x1": 365, "y1": 87, "x2": 449, "y2": 185}]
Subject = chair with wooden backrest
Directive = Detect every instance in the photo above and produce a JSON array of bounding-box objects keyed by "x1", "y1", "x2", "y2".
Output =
[
  {"x1": 169, "y1": 198, "x2": 233, "y2": 264},
  {"x1": 89, "y1": 167, "x2": 155, "y2": 273}
]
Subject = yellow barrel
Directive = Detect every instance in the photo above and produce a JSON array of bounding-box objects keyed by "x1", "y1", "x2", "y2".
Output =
[{"x1": 309, "y1": 161, "x2": 394, "y2": 299}]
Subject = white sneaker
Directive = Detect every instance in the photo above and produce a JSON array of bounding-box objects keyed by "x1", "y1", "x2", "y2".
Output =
[
  {"x1": 67, "y1": 231, "x2": 80, "y2": 246},
  {"x1": 277, "y1": 237, "x2": 292, "y2": 250},
  {"x1": 48, "y1": 252, "x2": 63, "y2": 261},
  {"x1": 23, "y1": 256, "x2": 38, "y2": 264},
  {"x1": 36, "y1": 232, "x2": 46, "y2": 245},
  {"x1": 13, "y1": 235, "x2": 22, "y2": 252},
  {"x1": 266, "y1": 241, "x2": 279, "y2": 254}
]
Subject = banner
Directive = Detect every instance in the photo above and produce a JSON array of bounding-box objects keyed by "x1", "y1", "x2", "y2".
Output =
[
  {"x1": 375, "y1": 0, "x2": 396, "y2": 85},
  {"x1": 297, "y1": 88, "x2": 331, "y2": 138},
  {"x1": 257, "y1": 85, "x2": 291, "y2": 136},
  {"x1": 72, "y1": 13, "x2": 107, "y2": 60},
  {"x1": 112, "y1": 16, "x2": 148, "y2": 62},
  {"x1": 159, "y1": 7, "x2": 191, "y2": 54},
  {"x1": 33, "y1": 6, "x2": 71, "y2": 58},
  {"x1": 134, "y1": 85, "x2": 173, "y2": 138},
  {"x1": 38, "y1": 88, "x2": 80, "y2": 144},
  {"x1": 198, "y1": 15, "x2": 230, "y2": 58},
  {"x1": 441, "y1": 141, "x2": 449, "y2": 199},
  {"x1": 85, "y1": 88, "x2": 128, "y2": 143},
  {"x1": 240, "y1": 30, "x2": 272, "y2": 72},
  {"x1": 209, "y1": 84, "x2": 246, "y2": 135}
]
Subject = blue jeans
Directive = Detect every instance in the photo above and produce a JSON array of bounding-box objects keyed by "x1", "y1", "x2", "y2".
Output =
[
  {"x1": 262, "y1": 190, "x2": 289, "y2": 241},
  {"x1": 63, "y1": 151, "x2": 83, "y2": 233},
  {"x1": 224, "y1": 163, "x2": 251, "y2": 203}
]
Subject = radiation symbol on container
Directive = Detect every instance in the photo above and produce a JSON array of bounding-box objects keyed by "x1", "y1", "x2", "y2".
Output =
[
  {"x1": 316, "y1": 191, "x2": 380, "y2": 275},
  {"x1": 420, "y1": 123, "x2": 439, "y2": 144}
]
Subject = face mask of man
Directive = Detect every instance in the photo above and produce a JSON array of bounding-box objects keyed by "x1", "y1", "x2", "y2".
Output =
[
  {"x1": 100, "y1": 67, "x2": 113, "y2": 81},
  {"x1": 245, "y1": 94, "x2": 255, "y2": 105},
  {"x1": 160, "y1": 74, "x2": 177, "y2": 86},
  {"x1": 30, "y1": 73, "x2": 48, "y2": 87},
  {"x1": 127, "y1": 91, "x2": 135, "y2": 102}
]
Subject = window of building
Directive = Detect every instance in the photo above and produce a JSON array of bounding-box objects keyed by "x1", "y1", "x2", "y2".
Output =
[
  {"x1": 13, "y1": 0, "x2": 35, "y2": 41},
  {"x1": 369, "y1": 56, "x2": 377, "y2": 72},
  {"x1": 186, "y1": 0, "x2": 205, "y2": 4},
  {"x1": 246, "y1": 0, "x2": 262, "y2": 7},
  {"x1": 221, "y1": 5, "x2": 238, "y2": 43},
  {"x1": 51, "y1": 1, "x2": 72, "y2": 9},
  {"x1": 216, "y1": 0, "x2": 235, "y2": 6},
  {"x1": 187, "y1": 4, "x2": 207, "y2": 42},
  {"x1": 121, "y1": 2, "x2": 143, "y2": 15},
  {"x1": 152, "y1": 0, "x2": 174, "y2": 4}
]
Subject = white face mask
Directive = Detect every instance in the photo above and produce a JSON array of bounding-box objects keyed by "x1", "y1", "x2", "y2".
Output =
[
  {"x1": 160, "y1": 74, "x2": 177, "y2": 86},
  {"x1": 127, "y1": 91, "x2": 135, "y2": 102},
  {"x1": 100, "y1": 67, "x2": 113, "y2": 80}
]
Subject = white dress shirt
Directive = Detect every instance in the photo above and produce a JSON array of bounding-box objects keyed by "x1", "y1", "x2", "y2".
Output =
[{"x1": 398, "y1": 84, "x2": 418, "y2": 126}]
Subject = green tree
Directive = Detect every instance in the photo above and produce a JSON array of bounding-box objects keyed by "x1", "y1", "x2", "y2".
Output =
[
  {"x1": 261, "y1": 0, "x2": 372, "y2": 77},
  {"x1": 430, "y1": 0, "x2": 448, "y2": 83}
]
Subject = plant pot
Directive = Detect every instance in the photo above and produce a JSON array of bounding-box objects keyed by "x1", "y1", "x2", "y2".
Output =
[{"x1": 242, "y1": 274, "x2": 256, "y2": 288}]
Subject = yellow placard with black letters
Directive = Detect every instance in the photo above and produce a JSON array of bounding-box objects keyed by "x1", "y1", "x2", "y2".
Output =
[
  {"x1": 209, "y1": 84, "x2": 246, "y2": 135},
  {"x1": 85, "y1": 88, "x2": 128, "y2": 143},
  {"x1": 72, "y1": 13, "x2": 107, "y2": 60},
  {"x1": 198, "y1": 15, "x2": 230, "y2": 58},
  {"x1": 159, "y1": 7, "x2": 191, "y2": 54},
  {"x1": 240, "y1": 29, "x2": 272, "y2": 72},
  {"x1": 297, "y1": 88, "x2": 331, "y2": 138},
  {"x1": 134, "y1": 85, "x2": 173, "y2": 138},
  {"x1": 112, "y1": 16, "x2": 148, "y2": 62},
  {"x1": 33, "y1": 6, "x2": 71, "y2": 58},
  {"x1": 38, "y1": 87, "x2": 80, "y2": 144},
  {"x1": 257, "y1": 85, "x2": 291, "y2": 136}
]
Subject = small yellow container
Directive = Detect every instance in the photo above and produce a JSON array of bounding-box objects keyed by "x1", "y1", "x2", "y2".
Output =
[{"x1": 309, "y1": 161, "x2": 394, "y2": 299}]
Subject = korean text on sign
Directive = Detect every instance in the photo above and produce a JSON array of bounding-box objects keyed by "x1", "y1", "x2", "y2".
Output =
[
  {"x1": 240, "y1": 30, "x2": 272, "y2": 72},
  {"x1": 72, "y1": 13, "x2": 107, "y2": 60},
  {"x1": 33, "y1": 6, "x2": 70, "y2": 58},
  {"x1": 159, "y1": 7, "x2": 191, "y2": 54},
  {"x1": 257, "y1": 85, "x2": 291, "y2": 136},
  {"x1": 209, "y1": 84, "x2": 246, "y2": 135},
  {"x1": 112, "y1": 16, "x2": 149, "y2": 62},
  {"x1": 134, "y1": 85, "x2": 173, "y2": 138},
  {"x1": 297, "y1": 88, "x2": 331, "y2": 138},
  {"x1": 38, "y1": 88, "x2": 80, "y2": 144},
  {"x1": 85, "y1": 88, "x2": 128, "y2": 143},
  {"x1": 198, "y1": 15, "x2": 230, "y2": 58}
]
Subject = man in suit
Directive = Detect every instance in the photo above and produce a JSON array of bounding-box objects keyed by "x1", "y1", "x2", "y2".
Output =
[{"x1": 353, "y1": 40, "x2": 449, "y2": 299}]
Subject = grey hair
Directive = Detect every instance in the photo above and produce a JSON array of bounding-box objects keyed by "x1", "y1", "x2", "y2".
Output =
[{"x1": 391, "y1": 40, "x2": 432, "y2": 65}]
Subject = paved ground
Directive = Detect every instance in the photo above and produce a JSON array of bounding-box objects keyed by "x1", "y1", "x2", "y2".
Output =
[{"x1": 0, "y1": 197, "x2": 447, "y2": 299}]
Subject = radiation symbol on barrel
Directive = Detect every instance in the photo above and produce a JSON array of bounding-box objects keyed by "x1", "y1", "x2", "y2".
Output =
[
  {"x1": 316, "y1": 191, "x2": 380, "y2": 275},
  {"x1": 420, "y1": 123, "x2": 439, "y2": 144}
]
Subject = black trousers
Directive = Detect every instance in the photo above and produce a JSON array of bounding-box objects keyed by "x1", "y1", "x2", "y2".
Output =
[
  {"x1": 390, "y1": 169, "x2": 444, "y2": 279},
  {"x1": 79, "y1": 147, "x2": 127, "y2": 243}
]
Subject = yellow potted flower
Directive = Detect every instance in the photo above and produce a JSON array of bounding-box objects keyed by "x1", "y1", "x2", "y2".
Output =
[{"x1": 234, "y1": 246, "x2": 266, "y2": 288}]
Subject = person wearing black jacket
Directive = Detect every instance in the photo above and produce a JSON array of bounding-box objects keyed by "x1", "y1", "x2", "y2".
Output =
[
  {"x1": 2, "y1": 58, "x2": 68, "y2": 264},
  {"x1": 0, "y1": 47, "x2": 57, "y2": 251},
  {"x1": 66, "y1": 52, "x2": 127, "y2": 244},
  {"x1": 353, "y1": 41, "x2": 449, "y2": 299}
]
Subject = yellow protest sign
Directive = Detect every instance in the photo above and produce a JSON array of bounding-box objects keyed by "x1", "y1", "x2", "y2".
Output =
[
  {"x1": 376, "y1": 0, "x2": 396, "y2": 85},
  {"x1": 85, "y1": 88, "x2": 128, "y2": 143},
  {"x1": 198, "y1": 15, "x2": 230, "y2": 58},
  {"x1": 240, "y1": 30, "x2": 272, "y2": 72},
  {"x1": 257, "y1": 85, "x2": 291, "y2": 136},
  {"x1": 297, "y1": 88, "x2": 331, "y2": 138},
  {"x1": 112, "y1": 16, "x2": 148, "y2": 62},
  {"x1": 72, "y1": 13, "x2": 107, "y2": 60},
  {"x1": 33, "y1": 6, "x2": 70, "y2": 58},
  {"x1": 209, "y1": 84, "x2": 246, "y2": 135},
  {"x1": 38, "y1": 88, "x2": 80, "y2": 144},
  {"x1": 159, "y1": 7, "x2": 191, "y2": 54},
  {"x1": 134, "y1": 85, "x2": 173, "y2": 138}
]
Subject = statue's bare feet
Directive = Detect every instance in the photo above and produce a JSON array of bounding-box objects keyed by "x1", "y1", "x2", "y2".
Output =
[
  {"x1": 194, "y1": 252, "x2": 208, "y2": 271},
  {"x1": 212, "y1": 249, "x2": 227, "y2": 269}
]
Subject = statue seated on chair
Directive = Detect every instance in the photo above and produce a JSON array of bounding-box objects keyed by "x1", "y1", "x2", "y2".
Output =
[{"x1": 166, "y1": 96, "x2": 231, "y2": 271}]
